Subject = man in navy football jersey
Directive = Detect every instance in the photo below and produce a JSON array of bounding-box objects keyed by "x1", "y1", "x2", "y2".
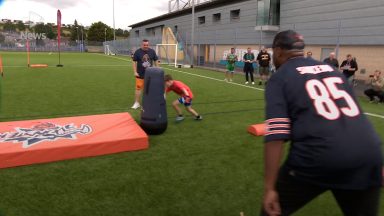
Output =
[{"x1": 261, "y1": 30, "x2": 383, "y2": 216}]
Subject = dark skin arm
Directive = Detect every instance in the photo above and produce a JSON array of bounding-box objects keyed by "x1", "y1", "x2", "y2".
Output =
[{"x1": 263, "y1": 140, "x2": 285, "y2": 216}]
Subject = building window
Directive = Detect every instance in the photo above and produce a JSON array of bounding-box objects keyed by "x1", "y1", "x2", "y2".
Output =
[
  {"x1": 135, "y1": 30, "x2": 139, "y2": 37},
  {"x1": 146, "y1": 28, "x2": 155, "y2": 37},
  {"x1": 213, "y1": 13, "x2": 221, "y2": 23},
  {"x1": 230, "y1": 9, "x2": 240, "y2": 21},
  {"x1": 257, "y1": 0, "x2": 280, "y2": 26},
  {"x1": 198, "y1": 16, "x2": 205, "y2": 25}
]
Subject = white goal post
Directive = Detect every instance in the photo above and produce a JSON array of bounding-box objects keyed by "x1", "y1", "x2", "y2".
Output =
[
  {"x1": 104, "y1": 45, "x2": 116, "y2": 56},
  {"x1": 156, "y1": 44, "x2": 178, "y2": 68}
]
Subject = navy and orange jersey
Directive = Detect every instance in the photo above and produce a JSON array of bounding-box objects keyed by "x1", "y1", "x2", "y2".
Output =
[
  {"x1": 166, "y1": 80, "x2": 194, "y2": 99},
  {"x1": 265, "y1": 56, "x2": 383, "y2": 189}
]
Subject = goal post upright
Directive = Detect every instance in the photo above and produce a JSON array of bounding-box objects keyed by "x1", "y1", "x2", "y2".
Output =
[{"x1": 156, "y1": 43, "x2": 178, "y2": 68}]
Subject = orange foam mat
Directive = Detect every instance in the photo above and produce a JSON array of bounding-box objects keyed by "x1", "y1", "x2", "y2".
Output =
[
  {"x1": 0, "y1": 113, "x2": 148, "y2": 169},
  {"x1": 247, "y1": 123, "x2": 266, "y2": 136}
]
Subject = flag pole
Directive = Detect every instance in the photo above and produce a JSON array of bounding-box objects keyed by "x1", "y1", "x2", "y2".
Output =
[{"x1": 57, "y1": 9, "x2": 63, "y2": 67}]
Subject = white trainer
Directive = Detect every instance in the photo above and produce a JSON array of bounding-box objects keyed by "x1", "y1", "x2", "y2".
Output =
[
  {"x1": 252, "y1": 82, "x2": 255, "y2": 85},
  {"x1": 131, "y1": 102, "x2": 141, "y2": 109},
  {"x1": 245, "y1": 81, "x2": 249, "y2": 84}
]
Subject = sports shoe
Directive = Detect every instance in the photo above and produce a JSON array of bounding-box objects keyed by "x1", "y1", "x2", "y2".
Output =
[
  {"x1": 252, "y1": 82, "x2": 255, "y2": 85},
  {"x1": 245, "y1": 81, "x2": 249, "y2": 84},
  {"x1": 195, "y1": 115, "x2": 203, "y2": 120},
  {"x1": 131, "y1": 102, "x2": 140, "y2": 109},
  {"x1": 229, "y1": 79, "x2": 233, "y2": 82},
  {"x1": 224, "y1": 78, "x2": 228, "y2": 82},
  {"x1": 175, "y1": 116, "x2": 185, "y2": 121}
]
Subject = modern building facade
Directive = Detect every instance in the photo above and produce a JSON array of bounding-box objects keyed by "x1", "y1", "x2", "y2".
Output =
[{"x1": 128, "y1": 0, "x2": 384, "y2": 79}]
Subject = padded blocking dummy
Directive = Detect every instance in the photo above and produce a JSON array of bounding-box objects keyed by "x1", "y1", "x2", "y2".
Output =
[{"x1": 140, "y1": 67, "x2": 168, "y2": 135}]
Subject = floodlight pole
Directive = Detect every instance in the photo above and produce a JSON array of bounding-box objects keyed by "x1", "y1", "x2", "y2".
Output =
[
  {"x1": 81, "y1": 26, "x2": 84, "y2": 52},
  {"x1": 76, "y1": 26, "x2": 80, "y2": 52},
  {"x1": 191, "y1": 0, "x2": 195, "y2": 67},
  {"x1": 105, "y1": 28, "x2": 107, "y2": 43},
  {"x1": 113, "y1": 0, "x2": 116, "y2": 41}
]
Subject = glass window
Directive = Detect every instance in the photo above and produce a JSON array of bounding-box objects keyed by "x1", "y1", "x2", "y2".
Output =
[
  {"x1": 198, "y1": 16, "x2": 205, "y2": 25},
  {"x1": 230, "y1": 9, "x2": 240, "y2": 21},
  {"x1": 257, "y1": 0, "x2": 280, "y2": 26},
  {"x1": 213, "y1": 13, "x2": 221, "y2": 23}
]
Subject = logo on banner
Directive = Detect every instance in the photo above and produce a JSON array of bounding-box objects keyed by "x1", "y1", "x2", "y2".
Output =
[{"x1": 0, "y1": 122, "x2": 92, "y2": 148}]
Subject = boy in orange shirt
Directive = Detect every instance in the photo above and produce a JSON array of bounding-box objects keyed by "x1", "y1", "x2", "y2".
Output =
[{"x1": 164, "y1": 74, "x2": 203, "y2": 122}]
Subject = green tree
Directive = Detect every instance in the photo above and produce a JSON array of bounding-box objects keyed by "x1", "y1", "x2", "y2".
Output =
[
  {"x1": 3, "y1": 21, "x2": 16, "y2": 32},
  {"x1": 16, "y1": 21, "x2": 26, "y2": 31},
  {"x1": 87, "y1": 21, "x2": 113, "y2": 42},
  {"x1": 33, "y1": 23, "x2": 46, "y2": 46},
  {"x1": 45, "y1": 23, "x2": 56, "y2": 40},
  {"x1": 70, "y1": 19, "x2": 79, "y2": 44},
  {"x1": 0, "y1": 33, "x2": 5, "y2": 43}
]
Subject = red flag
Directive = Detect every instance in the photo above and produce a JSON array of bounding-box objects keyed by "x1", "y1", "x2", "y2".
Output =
[{"x1": 57, "y1": 10, "x2": 62, "y2": 50}]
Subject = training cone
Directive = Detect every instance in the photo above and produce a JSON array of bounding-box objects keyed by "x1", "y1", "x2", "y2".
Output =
[{"x1": 247, "y1": 123, "x2": 266, "y2": 136}]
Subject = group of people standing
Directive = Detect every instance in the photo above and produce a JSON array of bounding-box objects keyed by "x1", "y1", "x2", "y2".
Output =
[
  {"x1": 316, "y1": 51, "x2": 383, "y2": 103},
  {"x1": 225, "y1": 47, "x2": 272, "y2": 85}
]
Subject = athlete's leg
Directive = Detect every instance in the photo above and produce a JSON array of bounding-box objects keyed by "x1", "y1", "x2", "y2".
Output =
[
  {"x1": 172, "y1": 99, "x2": 183, "y2": 116},
  {"x1": 260, "y1": 168, "x2": 326, "y2": 216},
  {"x1": 332, "y1": 187, "x2": 381, "y2": 216}
]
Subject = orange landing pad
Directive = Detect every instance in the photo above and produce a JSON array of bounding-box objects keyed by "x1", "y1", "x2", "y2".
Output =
[
  {"x1": 247, "y1": 123, "x2": 266, "y2": 136},
  {"x1": 30, "y1": 64, "x2": 48, "y2": 68},
  {"x1": 0, "y1": 113, "x2": 148, "y2": 169}
]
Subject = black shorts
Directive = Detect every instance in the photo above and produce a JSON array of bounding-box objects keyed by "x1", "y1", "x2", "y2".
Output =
[{"x1": 260, "y1": 167, "x2": 381, "y2": 216}]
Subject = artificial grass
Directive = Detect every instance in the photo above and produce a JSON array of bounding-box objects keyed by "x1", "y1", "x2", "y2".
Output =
[{"x1": 0, "y1": 52, "x2": 382, "y2": 216}]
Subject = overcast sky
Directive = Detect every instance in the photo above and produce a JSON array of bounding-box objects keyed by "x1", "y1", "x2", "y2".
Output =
[{"x1": 0, "y1": 0, "x2": 170, "y2": 29}]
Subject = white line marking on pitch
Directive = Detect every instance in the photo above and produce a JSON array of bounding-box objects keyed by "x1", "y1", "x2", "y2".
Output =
[{"x1": 102, "y1": 54, "x2": 384, "y2": 119}]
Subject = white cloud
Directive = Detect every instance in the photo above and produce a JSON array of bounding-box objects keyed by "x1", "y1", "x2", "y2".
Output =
[{"x1": 0, "y1": 0, "x2": 170, "y2": 29}]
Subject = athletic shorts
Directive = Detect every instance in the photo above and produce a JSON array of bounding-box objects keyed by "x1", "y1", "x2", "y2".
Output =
[
  {"x1": 227, "y1": 65, "x2": 235, "y2": 73},
  {"x1": 259, "y1": 66, "x2": 270, "y2": 76},
  {"x1": 135, "y1": 78, "x2": 144, "y2": 90},
  {"x1": 178, "y1": 97, "x2": 193, "y2": 107}
]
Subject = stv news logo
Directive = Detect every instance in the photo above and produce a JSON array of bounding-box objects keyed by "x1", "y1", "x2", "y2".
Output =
[
  {"x1": 0, "y1": 122, "x2": 93, "y2": 148},
  {"x1": 20, "y1": 32, "x2": 47, "y2": 40},
  {"x1": 20, "y1": 11, "x2": 47, "y2": 40}
]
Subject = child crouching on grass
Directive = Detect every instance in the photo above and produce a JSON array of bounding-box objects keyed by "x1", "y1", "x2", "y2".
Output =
[{"x1": 164, "y1": 74, "x2": 203, "y2": 122}]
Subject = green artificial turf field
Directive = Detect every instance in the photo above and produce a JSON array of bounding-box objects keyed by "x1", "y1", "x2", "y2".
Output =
[{"x1": 0, "y1": 52, "x2": 382, "y2": 216}]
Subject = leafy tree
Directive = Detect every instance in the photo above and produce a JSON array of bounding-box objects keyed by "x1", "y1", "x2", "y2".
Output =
[
  {"x1": 16, "y1": 21, "x2": 26, "y2": 31},
  {"x1": 33, "y1": 23, "x2": 46, "y2": 46},
  {"x1": 45, "y1": 23, "x2": 56, "y2": 40},
  {"x1": 115, "y1": 28, "x2": 129, "y2": 38},
  {"x1": 87, "y1": 21, "x2": 113, "y2": 42},
  {"x1": 70, "y1": 19, "x2": 79, "y2": 43},
  {"x1": 0, "y1": 33, "x2": 5, "y2": 43},
  {"x1": 3, "y1": 21, "x2": 16, "y2": 32}
]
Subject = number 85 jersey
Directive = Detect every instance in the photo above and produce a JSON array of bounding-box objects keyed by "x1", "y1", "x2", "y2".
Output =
[{"x1": 265, "y1": 56, "x2": 383, "y2": 189}]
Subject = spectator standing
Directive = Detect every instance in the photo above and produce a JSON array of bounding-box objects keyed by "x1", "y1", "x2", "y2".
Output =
[
  {"x1": 323, "y1": 52, "x2": 339, "y2": 69},
  {"x1": 225, "y1": 48, "x2": 238, "y2": 82},
  {"x1": 306, "y1": 51, "x2": 313, "y2": 59},
  {"x1": 340, "y1": 54, "x2": 358, "y2": 84},
  {"x1": 257, "y1": 47, "x2": 271, "y2": 85},
  {"x1": 243, "y1": 47, "x2": 255, "y2": 84}
]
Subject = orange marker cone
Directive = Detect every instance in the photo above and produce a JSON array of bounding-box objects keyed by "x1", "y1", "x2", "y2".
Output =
[
  {"x1": 247, "y1": 123, "x2": 266, "y2": 136},
  {"x1": 0, "y1": 55, "x2": 3, "y2": 77}
]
